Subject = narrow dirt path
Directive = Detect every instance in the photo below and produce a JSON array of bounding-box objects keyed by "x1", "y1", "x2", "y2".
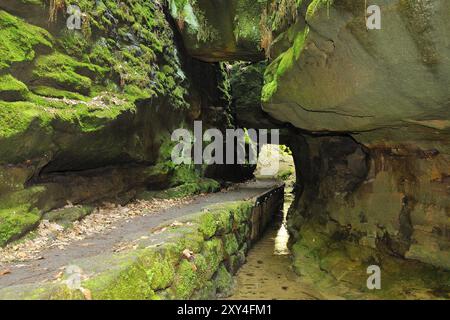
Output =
[{"x1": 0, "y1": 180, "x2": 278, "y2": 289}]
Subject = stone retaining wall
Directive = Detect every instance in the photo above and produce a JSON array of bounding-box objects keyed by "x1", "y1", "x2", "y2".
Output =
[{"x1": 0, "y1": 184, "x2": 285, "y2": 300}]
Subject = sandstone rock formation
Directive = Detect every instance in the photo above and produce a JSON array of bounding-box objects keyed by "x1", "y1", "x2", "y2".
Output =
[
  {"x1": 178, "y1": 0, "x2": 450, "y2": 270},
  {"x1": 1, "y1": 0, "x2": 449, "y2": 280},
  {"x1": 0, "y1": 0, "x2": 227, "y2": 246},
  {"x1": 263, "y1": 0, "x2": 450, "y2": 270}
]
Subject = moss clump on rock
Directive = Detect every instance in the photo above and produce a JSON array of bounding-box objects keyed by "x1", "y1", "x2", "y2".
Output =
[
  {"x1": 214, "y1": 264, "x2": 233, "y2": 296},
  {"x1": 32, "y1": 52, "x2": 107, "y2": 95},
  {"x1": 159, "y1": 179, "x2": 220, "y2": 199},
  {"x1": 171, "y1": 258, "x2": 199, "y2": 299},
  {"x1": 138, "y1": 250, "x2": 177, "y2": 291},
  {"x1": 223, "y1": 233, "x2": 240, "y2": 257},
  {"x1": 43, "y1": 205, "x2": 94, "y2": 228},
  {"x1": 0, "y1": 206, "x2": 40, "y2": 246},
  {"x1": 262, "y1": 25, "x2": 309, "y2": 102},
  {"x1": 198, "y1": 209, "x2": 233, "y2": 239},
  {"x1": 0, "y1": 10, "x2": 52, "y2": 70},
  {"x1": 82, "y1": 251, "x2": 158, "y2": 300},
  {"x1": 202, "y1": 238, "x2": 225, "y2": 276},
  {"x1": 0, "y1": 74, "x2": 29, "y2": 101}
]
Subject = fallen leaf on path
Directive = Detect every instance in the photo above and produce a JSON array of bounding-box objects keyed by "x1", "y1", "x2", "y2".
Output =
[
  {"x1": 0, "y1": 269, "x2": 11, "y2": 276},
  {"x1": 170, "y1": 221, "x2": 184, "y2": 227},
  {"x1": 182, "y1": 249, "x2": 194, "y2": 261},
  {"x1": 81, "y1": 288, "x2": 92, "y2": 300}
]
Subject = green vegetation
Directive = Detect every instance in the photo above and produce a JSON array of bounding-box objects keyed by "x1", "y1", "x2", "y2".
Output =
[
  {"x1": 0, "y1": 0, "x2": 190, "y2": 142},
  {"x1": 32, "y1": 52, "x2": 107, "y2": 95},
  {"x1": 306, "y1": 0, "x2": 334, "y2": 19},
  {"x1": 168, "y1": 0, "x2": 218, "y2": 42},
  {"x1": 0, "y1": 74, "x2": 29, "y2": 101},
  {"x1": 0, "y1": 0, "x2": 202, "y2": 246},
  {"x1": 0, "y1": 10, "x2": 52, "y2": 70},
  {"x1": 0, "y1": 206, "x2": 40, "y2": 246},
  {"x1": 262, "y1": 26, "x2": 309, "y2": 102}
]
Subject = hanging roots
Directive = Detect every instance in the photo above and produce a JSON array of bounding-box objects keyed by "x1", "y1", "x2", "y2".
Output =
[{"x1": 49, "y1": 0, "x2": 66, "y2": 23}]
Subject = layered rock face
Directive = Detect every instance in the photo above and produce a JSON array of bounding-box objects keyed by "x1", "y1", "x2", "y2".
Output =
[
  {"x1": 179, "y1": 0, "x2": 450, "y2": 270},
  {"x1": 0, "y1": 0, "x2": 229, "y2": 246},
  {"x1": 263, "y1": 0, "x2": 450, "y2": 269}
]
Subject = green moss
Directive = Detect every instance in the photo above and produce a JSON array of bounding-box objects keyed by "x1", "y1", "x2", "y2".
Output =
[
  {"x1": 0, "y1": 100, "x2": 51, "y2": 138},
  {"x1": 32, "y1": 53, "x2": 107, "y2": 95},
  {"x1": 198, "y1": 206, "x2": 235, "y2": 239},
  {"x1": 231, "y1": 201, "x2": 253, "y2": 224},
  {"x1": 31, "y1": 86, "x2": 88, "y2": 101},
  {"x1": 0, "y1": 74, "x2": 28, "y2": 94},
  {"x1": 139, "y1": 251, "x2": 176, "y2": 291},
  {"x1": 155, "y1": 179, "x2": 220, "y2": 199},
  {"x1": 57, "y1": 31, "x2": 90, "y2": 59},
  {"x1": 216, "y1": 209, "x2": 234, "y2": 234},
  {"x1": 214, "y1": 264, "x2": 233, "y2": 295},
  {"x1": 191, "y1": 280, "x2": 216, "y2": 299},
  {"x1": 223, "y1": 233, "x2": 239, "y2": 256},
  {"x1": 198, "y1": 212, "x2": 219, "y2": 239},
  {"x1": 43, "y1": 206, "x2": 94, "y2": 228},
  {"x1": 0, "y1": 10, "x2": 52, "y2": 70},
  {"x1": 202, "y1": 238, "x2": 225, "y2": 278},
  {"x1": 291, "y1": 221, "x2": 450, "y2": 299},
  {"x1": 262, "y1": 26, "x2": 309, "y2": 102},
  {"x1": 230, "y1": 61, "x2": 266, "y2": 111},
  {"x1": 192, "y1": 253, "x2": 210, "y2": 285},
  {"x1": 276, "y1": 168, "x2": 295, "y2": 181},
  {"x1": 171, "y1": 259, "x2": 199, "y2": 299},
  {"x1": 180, "y1": 230, "x2": 205, "y2": 253},
  {"x1": 0, "y1": 205, "x2": 40, "y2": 246},
  {"x1": 83, "y1": 256, "x2": 157, "y2": 300},
  {"x1": 236, "y1": 224, "x2": 250, "y2": 245},
  {"x1": 0, "y1": 196, "x2": 260, "y2": 299},
  {"x1": 233, "y1": 0, "x2": 264, "y2": 46}
]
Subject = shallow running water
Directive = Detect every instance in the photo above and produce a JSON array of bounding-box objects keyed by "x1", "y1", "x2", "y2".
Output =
[{"x1": 227, "y1": 189, "x2": 321, "y2": 300}]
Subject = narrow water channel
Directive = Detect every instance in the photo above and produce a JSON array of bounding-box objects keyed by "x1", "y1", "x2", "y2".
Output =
[{"x1": 228, "y1": 183, "x2": 320, "y2": 300}]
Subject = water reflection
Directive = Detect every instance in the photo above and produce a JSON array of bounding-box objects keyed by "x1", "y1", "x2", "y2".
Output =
[{"x1": 274, "y1": 223, "x2": 290, "y2": 255}]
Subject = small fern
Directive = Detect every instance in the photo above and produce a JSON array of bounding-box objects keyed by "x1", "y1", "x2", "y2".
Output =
[
  {"x1": 306, "y1": 0, "x2": 333, "y2": 19},
  {"x1": 259, "y1": 0, "x2": 303, "y2": 58}
]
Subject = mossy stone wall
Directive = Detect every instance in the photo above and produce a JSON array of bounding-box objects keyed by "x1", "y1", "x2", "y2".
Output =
[{"x1": 0, "y1": 185, "x2": 285, "y2": 300}]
